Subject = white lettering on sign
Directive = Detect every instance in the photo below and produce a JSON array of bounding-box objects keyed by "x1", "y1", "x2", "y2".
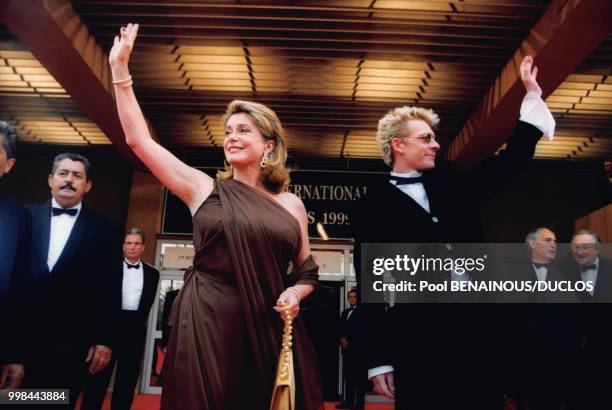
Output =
[{"x1": 288, "y1": 184, "x2": 367, "y2": 201}]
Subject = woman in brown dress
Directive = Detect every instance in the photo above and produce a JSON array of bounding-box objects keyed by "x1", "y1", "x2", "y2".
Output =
[{"x1": 109, "y1": 23, "x2": 324, "y2": 410}]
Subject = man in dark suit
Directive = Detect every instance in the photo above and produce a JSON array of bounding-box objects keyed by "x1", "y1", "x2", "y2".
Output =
[
  {"x1": 82, "y1": 228, "x2": 160, "y2": 410},
  {"x1": 337, "y1": 289, "x2": 366, "y2": 410},
  {"x1": 509, "y1": 227, "x2": 579, "y2": 410},
  {"x1": 22, "y1": 153, "x2": 121, "y2": 408},
  {"x1": 560, "y1": 229, "x2": 612, "y2": 410},
  {"x1": 0, "y1": 121, "x2": 29, "y2": 390},
  {"x1": 562, "y1": 229, "x2": 612, "y2": 303},
  {"x1": 351, "y1": 56, "x2": 554, "y2": 410}
]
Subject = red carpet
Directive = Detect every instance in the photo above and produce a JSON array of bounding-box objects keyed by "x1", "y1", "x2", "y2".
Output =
[{"x1": 86, "y1": 393, "x2": 394, "y2": 410}]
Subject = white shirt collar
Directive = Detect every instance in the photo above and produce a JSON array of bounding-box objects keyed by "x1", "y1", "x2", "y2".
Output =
[
  {"x1": 390, "y1": 170, "x2": 422, "y2": 178},
  {"x1": 51, "y1": 198, "x2": 82, "y2": 214},
  {"x1": 125, "y1": 259, "x2": 142, "y2": 266}
]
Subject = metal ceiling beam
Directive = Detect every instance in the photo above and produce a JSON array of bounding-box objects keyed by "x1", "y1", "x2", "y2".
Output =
[
  {"x1": 447, "y1": 0, "x2": 612, "y2": 166},
  {"x1": 0, "y1": 0, "x2": 150, "y2": 169}
]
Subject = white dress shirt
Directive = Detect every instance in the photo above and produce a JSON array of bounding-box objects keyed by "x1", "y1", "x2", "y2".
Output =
[
  {"x1": 47, "y1": 198, "x2": 82, "y2": 272},
  {"x1": 389, "y1": 170, "x2": 430, "y2": 213},
  {"x1": 370, "y1": 92, "x2": 555, "y2": 380},
  {"x1": 122, "y1": 259, "x2": 144, "y2": 311},
  {"x1": 580, "y1": 258, "x2": 599, "y2": 297},
  {"x1": 532, "y1": 263, "x2": 548, "y2": 282}
]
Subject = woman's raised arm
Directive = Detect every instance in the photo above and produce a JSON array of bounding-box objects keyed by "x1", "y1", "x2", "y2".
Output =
[{"x1": 109, "y1": 23, "x2": 213, "y2": 214}]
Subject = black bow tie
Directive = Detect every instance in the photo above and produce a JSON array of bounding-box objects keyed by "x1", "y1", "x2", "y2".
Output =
[
  {"x1": 532, "y1": 262, "x2": 549, "y2": 269},
  {"x1": 52, "y1": 207, "x2": 78, "y2": 217},
  {"x1": 126, "y1": 262, "x2": 140, "y2": 269},
  {"x1": 390, "y1": 176, "x2": 424, "y2": 186},
  {"x1": 580, "y1": 264, "x2": 597, "y2": 272}
]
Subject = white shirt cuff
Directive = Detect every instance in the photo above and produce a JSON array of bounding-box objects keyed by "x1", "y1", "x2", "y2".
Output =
[
  {"x1": 368, "y1": 365, "x2": 394, "y2": 379},
  {"x1": 519, "y1": 91, "x2": 556, "y2": 141}
]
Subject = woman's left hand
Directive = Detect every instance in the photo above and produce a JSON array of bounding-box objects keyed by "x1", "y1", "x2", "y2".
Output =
[{"x1": 274, "y1": 289, "x2": 300, "y2": 320}]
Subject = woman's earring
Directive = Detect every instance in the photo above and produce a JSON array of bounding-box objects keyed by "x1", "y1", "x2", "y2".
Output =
[{"x1": 260, "y1": 152, "x2": 270, "y2": 168}]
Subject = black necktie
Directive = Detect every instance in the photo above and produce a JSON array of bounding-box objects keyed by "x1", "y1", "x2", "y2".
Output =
[
  {"x1": 580, "y1": 264, "x2": 597, "y2": 272},
  {"x1": 52, "y1": 207, "x2": 78, "y2": 216},
  {"x1": 532, "y1": 262, "x2": 548, "y2": 269},
  {"x1": 390, "y1": 176, "x2": 424, "y2": 186},
  {"x1": 126, "y1": 262, "x2": 140, "y2": 269}
]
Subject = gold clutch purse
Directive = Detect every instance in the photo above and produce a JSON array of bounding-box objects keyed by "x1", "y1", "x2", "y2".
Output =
[{"x1": 269, "y1": 305, "x2": 295, "y2": 410}]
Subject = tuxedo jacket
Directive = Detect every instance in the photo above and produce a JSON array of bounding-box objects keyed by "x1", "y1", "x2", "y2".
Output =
[
  {"x1": 111, "y1": 261, "x2": 160, "y2": 341},
  {"x1": 557, "y1": 257, "x2": 612, "y2": 363},
  {"x1": 338, "y1": 306, "x2": 365, "y2": 349},
  {"x1": 350, "y1": 121, "x2": 543, "y2": 371},
  {"x1": 501, "y1": 258, "x2": 578, "y2": 303},
  {"x1": 559, "y1": 258, "x2": 612, "y2": 303},
  {"x1": 339, "y1": 305, "x2": 370, "y2": 379},
  {"x1": 0, "y1": 194, "x2": 31, "y2": 364},
  {"x1": 25, "y1": 199, "x2": 122, "y2": 356},
  {"x1": 339, "y1": 306, "x2": 357, "y2": 339},
  {"x1": 504, "y1": 259, "x2": 579, "y2": 332}
]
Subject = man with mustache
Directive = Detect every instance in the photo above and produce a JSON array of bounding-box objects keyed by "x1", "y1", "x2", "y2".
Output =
[
  {"x1": 22, "y1": 153, "x2": 122, "y2": 408},
  {"x1": 0, "y1": 121, "x2": 30, "y2": 390},
  {"x1": 351, "y1": 56, "x2": 556, "y2": 410}
]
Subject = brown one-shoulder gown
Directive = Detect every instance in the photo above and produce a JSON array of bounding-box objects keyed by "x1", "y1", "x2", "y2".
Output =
[{"x1": 161, "y1": 179, "x2": 324, "y2": 410}]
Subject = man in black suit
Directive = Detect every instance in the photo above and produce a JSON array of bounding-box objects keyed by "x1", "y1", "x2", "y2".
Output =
[
  {"x1": 22, "y1": 153, "x2": 121, "y2": 408},
  {"x1": 352, "y1": 56, "x2": 555, "y2": 410},
  {"x1": 82, "y1": 228, "x2": 160, "y2": 410},
  {"x1": 511, "y1": 227, "x2": 579, "y2": 410},
  {"x1": 561, "y1": 229, "x2": 612, "y2": 410},
  {"x1": 562, "y1": 229, "x2": 612, "y2": 303},
  {"x1": 0, "y1": 121, "x2": 29, "y2": 390},
  {"x1": 336, "y1": 289, "x2": 366, "y2": 410}
]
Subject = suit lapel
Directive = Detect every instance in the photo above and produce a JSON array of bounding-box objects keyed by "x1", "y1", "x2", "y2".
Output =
[
  {"x1": 422, "y1": 170, "x2": 442, "y2": 217},
  {"x1": 51, "y1": 206, "x2": 91, "y2": 275},
  {"x1": 527, "y1": 261, "x2": 539, "y2": 281},
  {"x1": 33, "y1": 200, "x2": 52, "y2": 277},
  {"x1": 139, "y1": 264, "x2": 160, "y2": 313},
  {"x1": 347, "y1": 306, "x2": 357, "y2": 322},
  {"x1": 381, "y1": 180, "x2": 431, "y2": 218},
  {"x1": 138, "y1": 264, "x2": 151, "y2": 311}
]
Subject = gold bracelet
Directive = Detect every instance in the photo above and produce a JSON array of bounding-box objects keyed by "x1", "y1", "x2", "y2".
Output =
[
  {"x1": 112, "y1": 75, "x2": 131, "y2": 84},
  {"x1": 112, "y1": 75, "x2": 133, "y2": 87},
  {"x1": 286, "y1": 287, "x2": 302, "y2": 301},
  {"x1": 116, "y1": 79, "x2": 133, "y2": 88}
]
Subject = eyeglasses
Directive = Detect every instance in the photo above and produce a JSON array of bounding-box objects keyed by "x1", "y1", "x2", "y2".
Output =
[
  {"x1": 571, "y1": 244, "x2": 598, "y2": 251},
  {"x1": 395, "y1": 133, "x2": 438, "y2": 144}
]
